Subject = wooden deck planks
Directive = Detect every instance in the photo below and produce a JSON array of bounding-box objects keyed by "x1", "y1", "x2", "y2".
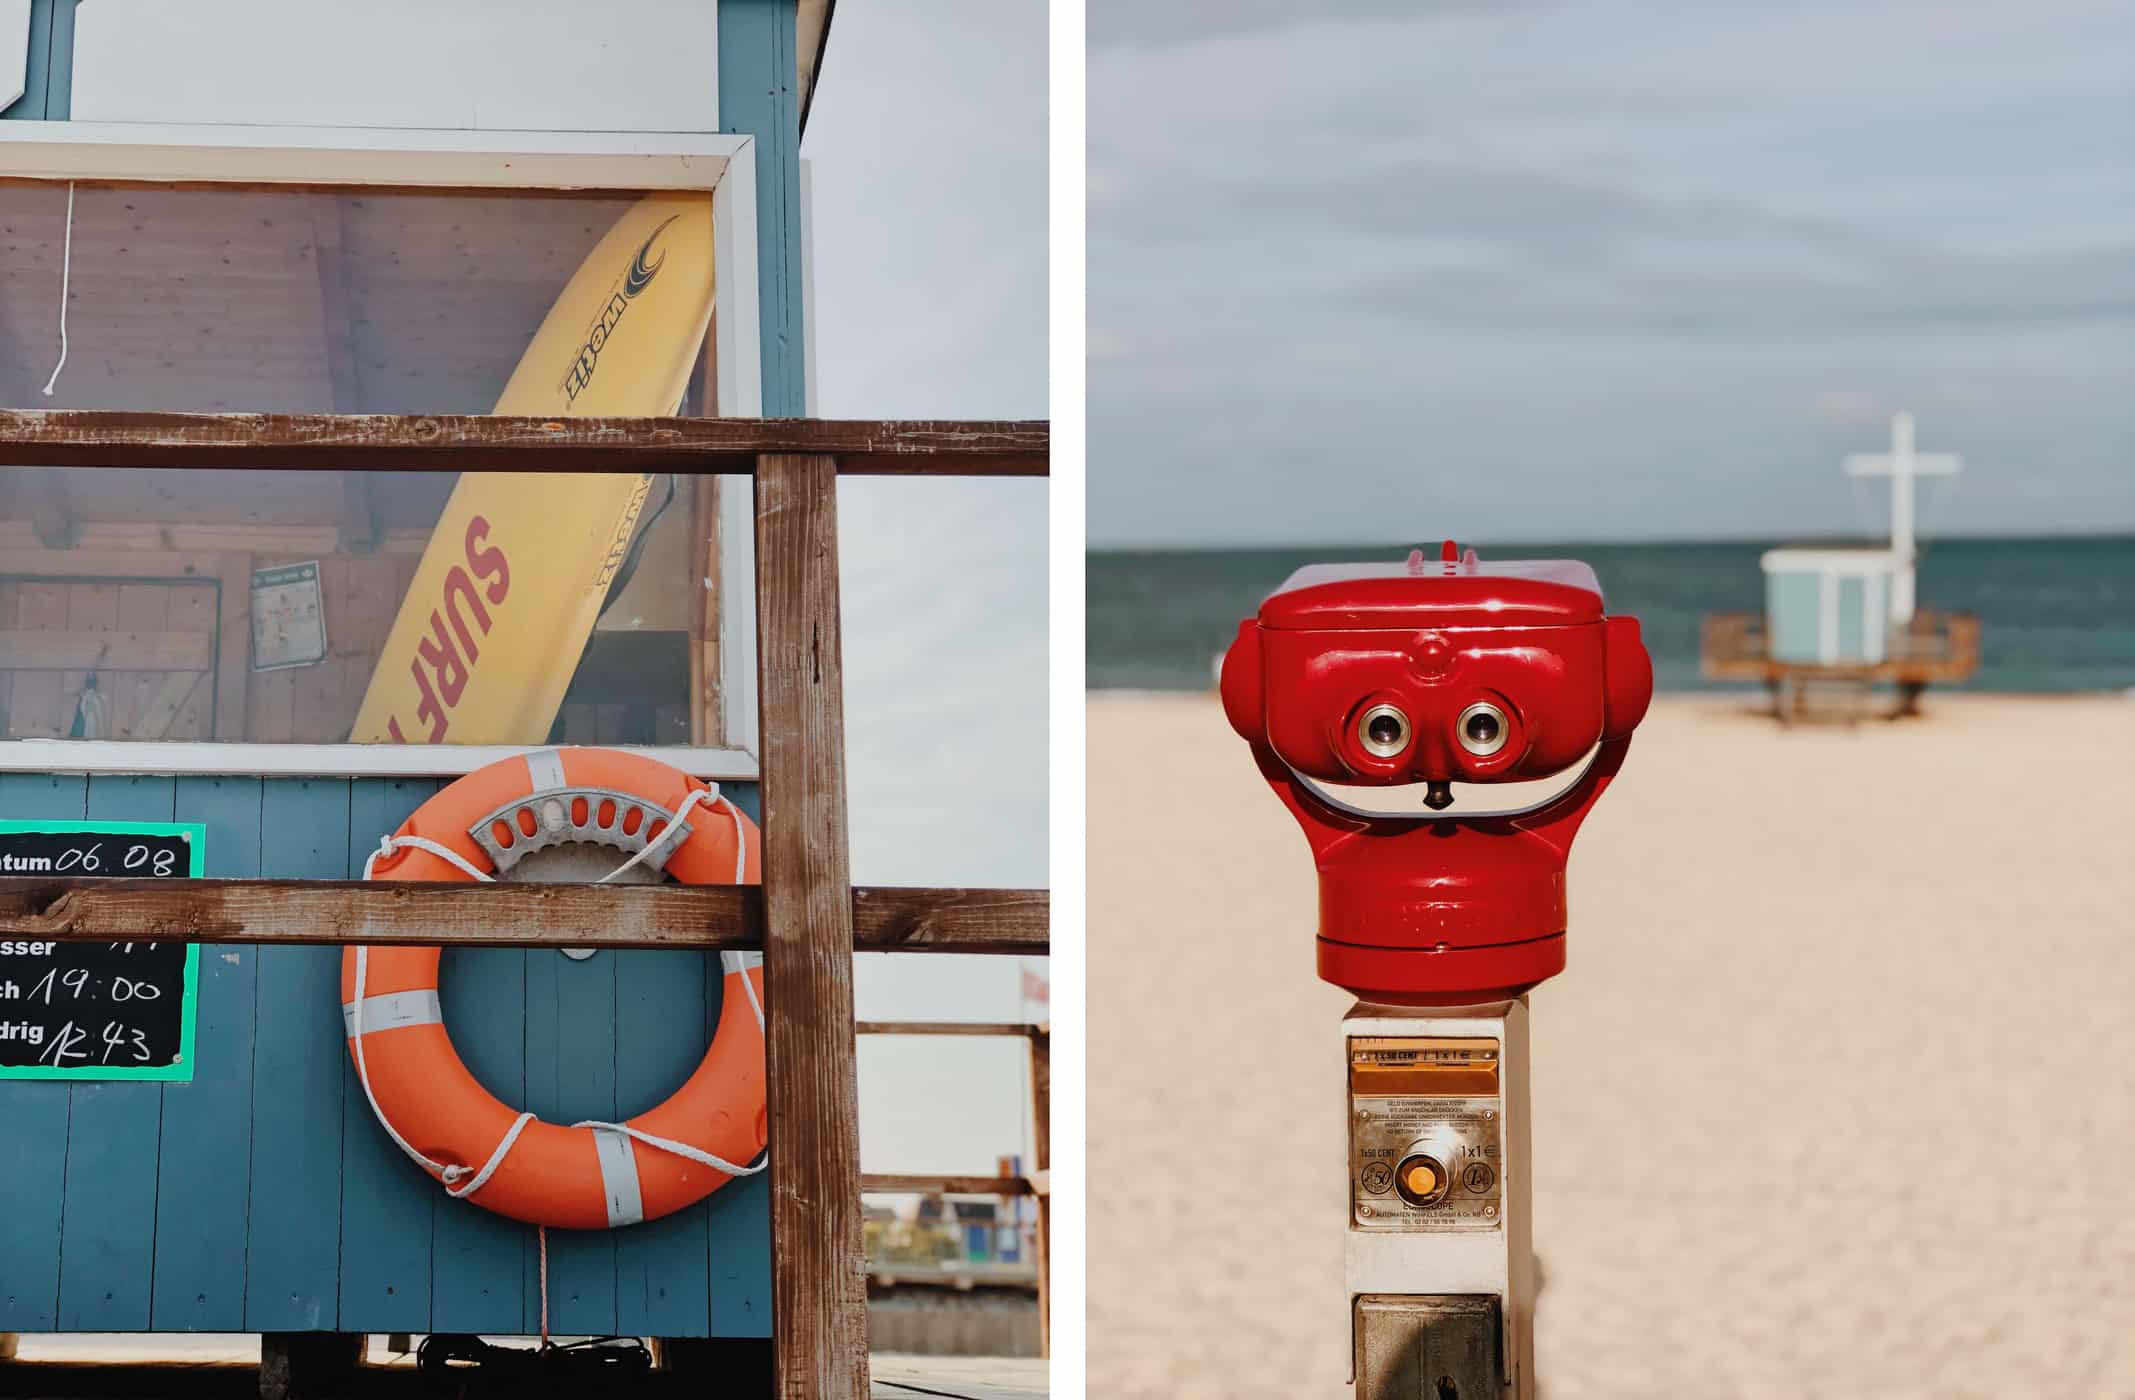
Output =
[
  {"x1": 150, "y1": 777, "x2": 261, "y2": 1331},
  {"x1": 613, "y1": 945, "x2": 719, "y2": 1337},
  {"x1": 243, "y1": 779, "x2": 350, "y2": 1331},
  {"x1": 705, "y1": 784, "x2": 773, "y2": 1341},
  {"x1": 3, "y1": 771, "x2": 784, "y2": 1341},
  {"x1": 335, "y1": 778, "x2": 440, "y2": 1333},
  {"x1": 0, "y1": 774, "x2": 88, "y2": 1332},
  {"x1": 523, "y1": 944, "x2": 618, "y2": 1335},
  {"x1": 431, "y1": 938, "x2": 530, "y2": 1336},
  {"x1": 52, "y1": 777, "x2": 175, "y2": 1331}
]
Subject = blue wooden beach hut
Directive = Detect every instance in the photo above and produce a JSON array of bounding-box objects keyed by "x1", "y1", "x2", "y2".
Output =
[
  {"x1": 1759, "y1": 548, "x2": 1898, "y2": 666},
  {"x1": 0, "y1": 0, "x2": 831, "y2": 1356}
]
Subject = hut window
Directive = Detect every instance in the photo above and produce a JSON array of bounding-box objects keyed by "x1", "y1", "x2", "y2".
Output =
[{"x1": 0, "y1": 181, "x2": 736, "y2": 754}]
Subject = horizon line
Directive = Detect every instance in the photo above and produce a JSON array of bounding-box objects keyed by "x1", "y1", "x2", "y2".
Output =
[{"x1": 1086, "y1": 526, "x2": 2135, "y2": 555}]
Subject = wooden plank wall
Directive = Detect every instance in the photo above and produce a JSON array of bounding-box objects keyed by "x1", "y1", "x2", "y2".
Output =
[
  {"x1": 0, "y1": 772, "x2": 769, "y2": 1337},
  {"x1": 0, "y1": 575, "x2": 217, "y2": 741},
  {"x1": 0, "y1": 546, "x2": 692, "y2": 747},
  {"x1": 0, "y1": 550, "x2": 406, "y2": 745}
]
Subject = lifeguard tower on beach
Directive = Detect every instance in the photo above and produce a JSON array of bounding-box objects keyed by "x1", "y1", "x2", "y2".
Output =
[
  {"x1": 0, "y1": 5, "x2": 1050, "y2": 1397},
  {"x1": 1704, "y1": 411, "x2": 1980, "y2": 718}
]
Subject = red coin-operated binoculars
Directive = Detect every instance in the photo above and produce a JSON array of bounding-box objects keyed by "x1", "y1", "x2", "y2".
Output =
[
  {"x1": 1221, "y1": 542, "x2": 1651, "y2": 1399},
  {"x1": 1221, "y1": 540, "x2": 1653, "y2": 1003}
]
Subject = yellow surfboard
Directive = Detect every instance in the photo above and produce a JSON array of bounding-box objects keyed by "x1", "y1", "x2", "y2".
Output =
[{"x1": 350, "y1": 193, "x2": 715, "y2": 745}]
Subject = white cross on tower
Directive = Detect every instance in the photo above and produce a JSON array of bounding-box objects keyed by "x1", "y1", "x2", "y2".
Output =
[{"x1": 1842, "y1": 411, "x2": 1960, "y2": 626}]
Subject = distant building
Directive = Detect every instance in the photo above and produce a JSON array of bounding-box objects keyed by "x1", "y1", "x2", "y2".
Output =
[{"x1": 1704, "y1": 412, "x2": 1980, "y2": 717}]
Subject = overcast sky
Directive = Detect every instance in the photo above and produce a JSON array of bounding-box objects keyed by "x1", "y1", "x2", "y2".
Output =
[
  {"x1": 1089, "y1": 0, "x2": 2135, "y2": 547},
  {"x1": 805, "y1": 0, "x2": 1048, "y2": 1174}
]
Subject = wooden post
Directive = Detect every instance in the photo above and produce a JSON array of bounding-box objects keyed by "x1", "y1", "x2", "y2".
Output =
[
  {"x1": 1028, "y1": 1026, "x2": 1052, "y2": 1360},
  {"x1": 754, "y1": 453, "x2": 869, "y2": 1400},
  {"x1": 689, "y1": 475, "x2": 725, "y2": 746},
  {"x1": 213, "y1": 553, "x2": 252, "y2": 740},
  {"x1": 689, "y1": 311, "x2": 725, "y2": 746}
]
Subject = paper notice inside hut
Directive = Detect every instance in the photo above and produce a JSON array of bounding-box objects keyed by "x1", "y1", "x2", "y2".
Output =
[{"x1": 250, "y1": 561, "x2": 328, "y2": 671}]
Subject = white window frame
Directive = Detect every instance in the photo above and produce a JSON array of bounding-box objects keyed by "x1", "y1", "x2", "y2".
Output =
[
  {"x1": 1, "y1": 0, "x2": 29, "y2": 113},
  {"x1": 0, "y1": 121, "x2": 763, "y2": 780}
]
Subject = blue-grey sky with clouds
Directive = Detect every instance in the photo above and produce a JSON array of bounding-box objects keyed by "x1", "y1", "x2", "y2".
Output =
[
  {"x1": 806, "y1": 0, "x2": 1047, "y2": 1174},
  {"x1": 812, "y1": 0, "x2": 1046, "y2": 898},
  {"x1": 1090, "y1": 0, "x2": 2135, "y2": 546}
]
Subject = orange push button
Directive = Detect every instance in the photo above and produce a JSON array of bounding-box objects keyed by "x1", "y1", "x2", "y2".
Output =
[{"x1": 1393, "y1": 1153, "x2": 1450, "y2": 1208}]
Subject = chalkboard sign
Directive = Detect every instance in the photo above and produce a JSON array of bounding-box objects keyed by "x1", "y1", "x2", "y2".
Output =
[{"x1": 0, "y1": 821, "x2": 204, "y2": 1082}]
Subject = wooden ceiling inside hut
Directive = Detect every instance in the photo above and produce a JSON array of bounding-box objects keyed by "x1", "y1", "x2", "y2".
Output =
[
  {"x1": 0, "y1": 179, "x2": 712, "y2": 566},
  {"x1": 0, "y1": 181, "x2": 650, "y2": 416}
]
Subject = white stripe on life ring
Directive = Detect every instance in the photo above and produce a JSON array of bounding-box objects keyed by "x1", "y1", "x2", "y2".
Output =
[
  {"x1": 719, "y1": 950, "x2": 766, "y2": 1030},
  {"x1": 526, "y1": 747, "x2": 569, "y2": 793},
  {"x1": 591, "y1": 1125, "x2": 645, "y2": 1227},
  {"x1": 342, "y1": 988, "x2": 444, "y2": 1039}
]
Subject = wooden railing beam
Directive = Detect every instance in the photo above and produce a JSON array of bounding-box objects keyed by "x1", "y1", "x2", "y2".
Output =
[
  {"x1": 0, "y1": 879, "x2": 1048, "y2": 953},
  {"x1": 859, "y1": 1175, "x2": 1035, "y2": 1198},
  {"x1": 0, "y1": 411, "x2": 1047, "y2": 476},
  {"x1": 854, "y1": 1021, "x2": 1045, "y2": 1038}
]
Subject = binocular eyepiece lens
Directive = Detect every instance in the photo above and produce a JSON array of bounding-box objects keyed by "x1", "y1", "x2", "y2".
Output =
[
  {"x1": 1456, "y1": 701, "x2": 1509, "y2": 757},
  {"x1": 1357, "y1": 703, "x2": 1410, "y2": 758}
]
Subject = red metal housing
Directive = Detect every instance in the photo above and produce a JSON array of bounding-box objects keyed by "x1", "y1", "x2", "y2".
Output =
[{"x1": 1221, "y1": 545, "x2": 1652, "y2": 1003}]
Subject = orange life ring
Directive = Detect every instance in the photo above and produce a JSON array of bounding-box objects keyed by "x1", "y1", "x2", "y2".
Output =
[{"x1": 339, "y1": 747, "x2": 766, "y2": 1230}]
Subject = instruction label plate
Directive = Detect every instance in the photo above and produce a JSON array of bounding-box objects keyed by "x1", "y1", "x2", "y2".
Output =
[{"x1": 1349, "y1": 1037, "x2": 1503, "y2": 1233}]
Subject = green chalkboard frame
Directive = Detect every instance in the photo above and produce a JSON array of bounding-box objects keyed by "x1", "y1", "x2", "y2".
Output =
[{"x1": 0, "y1": 819, "x2": 204, "y2": 1081}]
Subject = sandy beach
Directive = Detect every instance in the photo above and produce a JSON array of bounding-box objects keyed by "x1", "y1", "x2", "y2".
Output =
[{"x1": 1090, "y1": 692, "x2": 2135, "y2": 1399}]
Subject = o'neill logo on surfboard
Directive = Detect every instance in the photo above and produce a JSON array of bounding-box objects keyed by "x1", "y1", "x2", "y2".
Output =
[{"x1": 559, "y1": 215, "x2": 681, "y2": 405}]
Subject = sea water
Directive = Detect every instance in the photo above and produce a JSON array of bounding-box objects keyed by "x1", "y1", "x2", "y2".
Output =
[{"x1": 1087, "y1": 535, "x2": 2135, "y2": 693}]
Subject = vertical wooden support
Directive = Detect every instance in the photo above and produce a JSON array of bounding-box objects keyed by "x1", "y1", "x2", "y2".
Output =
[
  {"x1": 214, "y1": 554, "x2": 252, "y2": 740},
  {"x1": 690, "y1": 477, "x2": 725, "y2": 746},
  {"x1": 690, "y1": 310, "x2": 725, "y2": 747},
  {"x1": 317, "y1": 199, "x2": 389, "y2": 554},
  {"x1": 316, "y1": 200, "x2": 388, "y2": 557},
  {"x1": 1028, "y1": 1027, "x2": 1052, "y2": 1360},
  {"x1": 753, "y1": 453, "x2": 868, "y2": 1399}
]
